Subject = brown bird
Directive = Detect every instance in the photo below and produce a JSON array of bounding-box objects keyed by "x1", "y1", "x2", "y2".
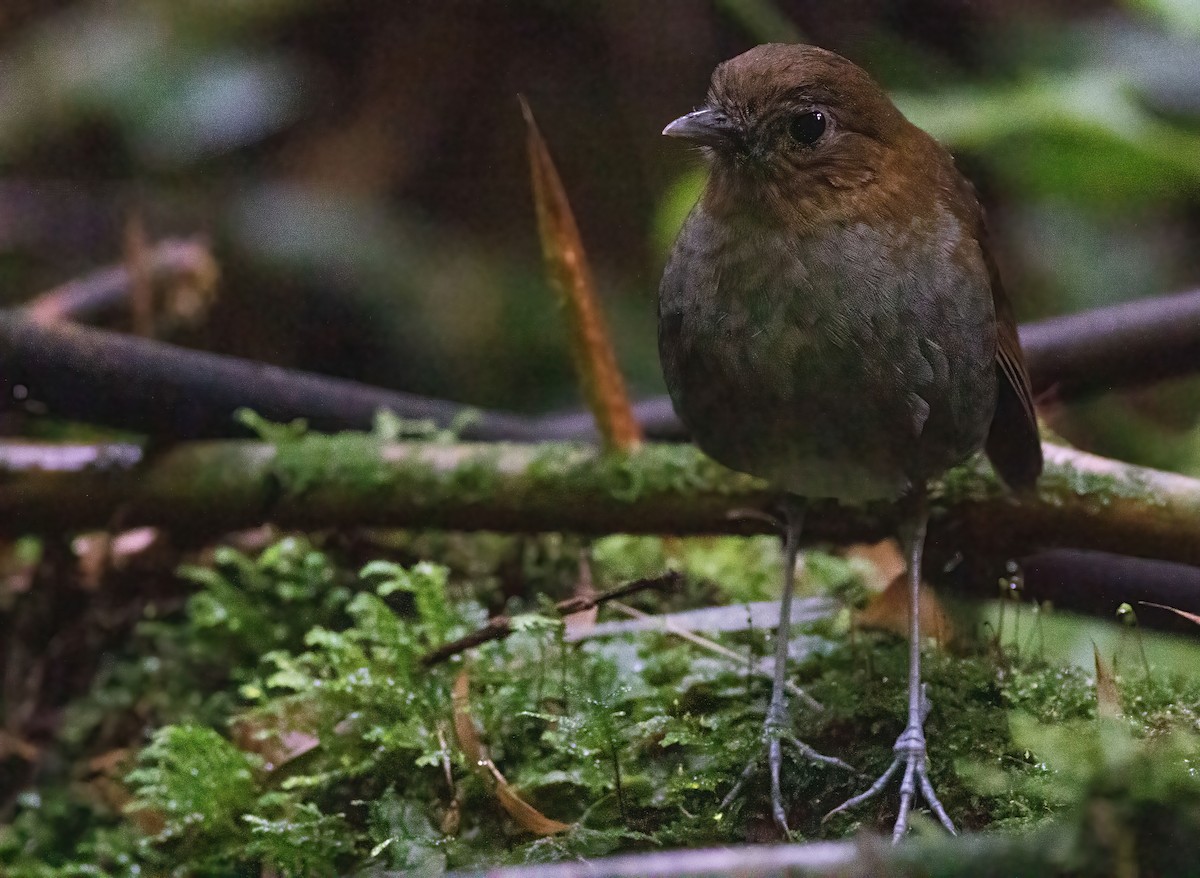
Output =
[{"x1": 658, "y1": 44, "x2": 1041, "y2": 839}]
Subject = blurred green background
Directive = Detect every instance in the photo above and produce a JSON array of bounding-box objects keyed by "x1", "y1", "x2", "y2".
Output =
[{"x1": 2, "y1": 0, "x2": 1200, "y2": 470}]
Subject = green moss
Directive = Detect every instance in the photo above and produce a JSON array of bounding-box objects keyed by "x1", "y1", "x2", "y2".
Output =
[
  {"x1": 262, "y1": 437, "x2": 761, "y2": 515},
  {"x1": 933, "y1": 453, "x2": 1007, "y2": 506},
  {"x1": 927, "y1": 443, "x2": 1171, "y2": 516},
  {"x1": 445, "y1": 446, "x2": 506, "y2": 503},
  {"x1": 1036, "y1": 455, "x2": 1163, "y2": 510},
  {"x1": 526, "y1": 442, "x2": 766, "y2": 504},
  {"x1": 7, "y1": 534, "x2": 1200, "y2": 875}
]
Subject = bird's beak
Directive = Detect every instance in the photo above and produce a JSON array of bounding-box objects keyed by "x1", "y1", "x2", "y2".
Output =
[{"x1": 662, "y1": 107, "x2": 739, "y2": 147}]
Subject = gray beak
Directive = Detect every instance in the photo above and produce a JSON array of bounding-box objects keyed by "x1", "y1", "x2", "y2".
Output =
[{"x1": 662, "y1": 107, "x2": 739, "y2": 147}]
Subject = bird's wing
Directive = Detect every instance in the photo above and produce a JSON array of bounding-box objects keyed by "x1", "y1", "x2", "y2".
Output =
[
  {"x1": 963, "y1": 182, "x2": 1043, "y2": 489},
  {"x1": 987, "y1": 263, "x2": 1043, "y2": 487}
]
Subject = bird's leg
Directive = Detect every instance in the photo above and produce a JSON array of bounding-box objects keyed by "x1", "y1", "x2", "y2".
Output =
[
  {"x1": 823, "y1": 487, "x2": 956, "y2": 842},
  {"x1": 720, "y1": 498, "x2": 853, "y2": 834}
]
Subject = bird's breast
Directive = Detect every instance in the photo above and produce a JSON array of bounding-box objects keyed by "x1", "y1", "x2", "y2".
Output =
[{"x1": 658, "y1": 204, "x2": 997, "y2": 502}]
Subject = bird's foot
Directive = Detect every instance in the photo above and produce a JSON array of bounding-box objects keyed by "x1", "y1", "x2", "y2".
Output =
[
  {"x1": 720, "y1": 701, "x2": 854, "y2": 834},
  {"x1": 823, "y1": 709, "x2": 956, "y2": 843}
]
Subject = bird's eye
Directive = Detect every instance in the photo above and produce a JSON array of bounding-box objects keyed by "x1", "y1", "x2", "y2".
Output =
[{"x1": 788, "y1": 110, "x2": 826, "y2": 146}]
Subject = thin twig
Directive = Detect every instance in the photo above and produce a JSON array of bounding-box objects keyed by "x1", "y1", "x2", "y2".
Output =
[
  {"x1": 23, "y1": 238, "x2": 218, "y2": 327},
  {"x1": 608, "y1": 601, "x2": 823, "y2": 712},
  {"x1": 421, "y1": 572, "x2": 680, "y2": 666}
]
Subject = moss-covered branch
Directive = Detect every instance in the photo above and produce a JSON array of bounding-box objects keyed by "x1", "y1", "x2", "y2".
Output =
[{"x1": 3, "y1": 438, "x2": 1200, "y2": 568}]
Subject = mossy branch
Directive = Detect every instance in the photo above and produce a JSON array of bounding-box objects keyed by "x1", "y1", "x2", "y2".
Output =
[{"x1": 3, "y1": 439, "x2": 1200, "y2": 569}]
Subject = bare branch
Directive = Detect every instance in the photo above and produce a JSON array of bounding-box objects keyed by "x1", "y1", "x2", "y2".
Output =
[
  {"x1": 1022, "y1": 287, "x2": 1200, "y2": 400},
  {"x1": 0, "y1": 311, "x2": 544, "y2": 441},
  {"x1": 6, "y1": 290, "x2": 1200, "y2": 443},
  {"x1": 542, "y1": 287, "x2": 1200, "y2": 440}
]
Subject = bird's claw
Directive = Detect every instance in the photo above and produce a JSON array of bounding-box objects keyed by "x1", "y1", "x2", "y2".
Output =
[
  {"x1": 823, "y1": 718, "x2": 956, "y2": 843},
  {"x1": 720, "y1": 714, "x2": 855, "y2": 834}
]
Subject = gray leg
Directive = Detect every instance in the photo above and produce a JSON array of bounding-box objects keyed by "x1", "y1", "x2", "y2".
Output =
[
  {"x1": 720, "y1": 499, "x2": 853, "y2": 834},
  {"x1": 823, "y1": 488, "x2": 957, "y2": 842}
]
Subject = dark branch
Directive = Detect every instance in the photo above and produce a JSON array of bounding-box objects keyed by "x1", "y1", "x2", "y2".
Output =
[
  {"x1": 541, "y1": 288, "x2": 1200, "y2": 441},
  {"x1": 0, "y1": 312, "x2": 543, "y2": 441},
  {"x1": 5, "y1": 289, "x2": 1200, "y2": 442},
  {"x1": 1013, "y1": 549, "x2": 1200, "y2": 635},
  {"x1": 1021, "y1": 287, "x2": 1200, "y2": 400}
]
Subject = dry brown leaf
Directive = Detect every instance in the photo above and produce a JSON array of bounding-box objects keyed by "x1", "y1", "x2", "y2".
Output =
[
  {"x1": 79, "y1": 748, "x2": 166, "y2": 836},
  {"x1": 1140, "y1": 601, "x2": 1200, "y2": 627},
  {"x1": 452, "y1": 670, "x2": 571, "y2": 836},
  {"x1": 855, "y1": 572, "x2": 954, "y2": 647},
  {"x1": 1093, "y1": 643, "x2": 1122, "y2": 719},
  {"x1": 845, "y1": 539, "x2": 905, "y2": 592},
  {"x1": 0, "y1": 729, "x2": 40, "y2": 762},
  {"x1": 86, "y1": 748, "x2": 132, "y2": 776},
  {"x1": 562, "y1": 551, "x2": 599, "y2": 637},
  {"x1": 520, "y1": 95, "x2": 641, "y2": 452},
  {"x1": 231, "y1": 705, "x2": 321, "y2": 772}
]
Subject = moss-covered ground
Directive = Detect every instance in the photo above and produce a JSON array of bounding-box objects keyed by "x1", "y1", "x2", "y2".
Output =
[{"x1": 2, "y1": 532, "x2": 1199, "y2": 876}]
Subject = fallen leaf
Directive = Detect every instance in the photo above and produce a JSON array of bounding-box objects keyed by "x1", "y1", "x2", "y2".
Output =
[
  {"x1": 79, "y1": 749, "x2": 166, "y2": 836},
  {"x1": 562, "y1": 551, "x2": 598, "y2": 637},
  {"x1": 0, "y1": 729, "x2": 40, "y2": 762},
  {"x1": 520, "y1": 96, "x2": 641, "y2": 452},
  {"x1": 86, "y1": 748, "x2": 131, "y2": 775},
  {"x1": 231, "y1": 704, "x2": 321, "y2": 771},
  {"x1": 452, "y1": 670, "x2": 571, "y2": 836},
  {"x1": 845, "y1": 539, "x2": 905, "y2": 592},
  {"x1": 855, "y1": 573, "x2": 954, "y2": 647}
]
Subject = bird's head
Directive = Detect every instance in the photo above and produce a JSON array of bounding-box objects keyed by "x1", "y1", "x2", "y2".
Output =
[{"x1": 665, "y1": 44, "x2": 920, "y2": 228}]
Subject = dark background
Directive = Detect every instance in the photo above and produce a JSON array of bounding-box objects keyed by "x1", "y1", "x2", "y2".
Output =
[{"x1": 3, "y1": 0, "x2": 1200, "y2": 470}]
